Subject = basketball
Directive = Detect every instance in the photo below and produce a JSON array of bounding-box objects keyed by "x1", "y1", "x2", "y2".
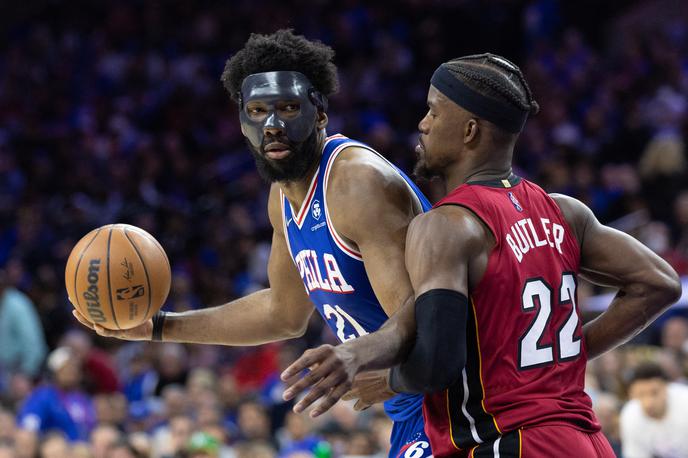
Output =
[{"x1": 65, "y1": 224, "x2": 171, "y2": 330}]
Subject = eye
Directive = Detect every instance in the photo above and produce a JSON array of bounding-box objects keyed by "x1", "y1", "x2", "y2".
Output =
[
  {"x1": 282, "y1": 103, "x2": 300, "y2": 112},
  {"x1": 247, "y1": 106, "x2": 266, "y2": 116}
]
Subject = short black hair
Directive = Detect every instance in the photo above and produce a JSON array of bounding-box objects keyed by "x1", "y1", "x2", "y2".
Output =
[
  {"x1": 444, "y1": 53, "x2": 539, "y2": 121},
  {"x1": 221, "y1": 29, "x2": 339, "y2": 104},
  {"x1": 627, "y1": 362, "x2": 669, "y2": 385}
]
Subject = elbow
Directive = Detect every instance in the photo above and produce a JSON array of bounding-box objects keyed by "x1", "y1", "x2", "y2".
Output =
[
  {"x1": 654, "y1": 266, "x2": 683, "y2": 308},
  {"x1": 282, "y1": 321, "x2": 308, "y2": 339},
  {"x1": 665, "y1": 271, "x2": 683, "y2": 305},
  {"x1": 281, "y1": 313, "x2": 311, "y2": 339},
  {"x1": 635, "y1": 267, "x2": 683, "y2": 317}
]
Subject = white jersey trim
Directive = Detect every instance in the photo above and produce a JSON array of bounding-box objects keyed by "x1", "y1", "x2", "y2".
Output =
[
  {"x1": 279, "y1": 188, "x2": 295, "y2": 260},
  {"x1": 323, "y1": 141, "x2": 365, "y2": 261},
  {"x1": 286, "y1": 134, "x2": 347, "y2": 230},
  {"x1": 323, "y1": 138, "x2": 424, "y2": 261}
]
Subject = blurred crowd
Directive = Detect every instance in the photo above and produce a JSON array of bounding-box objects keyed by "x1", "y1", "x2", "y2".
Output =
[{"x1": 0, "y1": 0, "x2": 687, "y2": 457}]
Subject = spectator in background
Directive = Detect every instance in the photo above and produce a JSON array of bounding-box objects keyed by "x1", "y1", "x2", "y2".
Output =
[
  {"x1": 276, "y1": 412, "x2": 322, "y2": 456},
  {"x1": 661, "y1": 316, "x2": 688, "y2": 355},
  {"x1": 17, "y1": 347, "x2": 96, "y2": 442},
  {"x1": 105, "y1": 439, "x2": 144, "y2": 458},
  {"x1": 38, "y1": 432, "x2": 71, "y2": 458},
  {"x1": 620, "y1": 362, "x2": 688, "y2": 458},
  {"x1": 0, "y1": 266, "x2": 47, "y2": 381},
  {"x1": 236, "y1": 400, "x2": 273, "y2": 446},
  {"x1": 593, "y1": 392, "x2": 622, "y2": 457},
  {"x1": 186, "y1": 432, "x2": 220, "y2": 458},
  {"x1": 0, "y1": 408, "x2": 15, "y2": 443},
  {"x1": 0, "y1": 441, "x2": 14, "y2": 458},
  {"x1": 90, "y1": 424, "x2": 121, "y2": 458},
  {"x1": 151, "y1": 414, "x2": 194, "y2": 458},
  {"x1": 13, "y1": 429, "x2": 37, "y2": 458},
  {"x1": 60, "y1": 330, "x2": 120, "y2": 394}
]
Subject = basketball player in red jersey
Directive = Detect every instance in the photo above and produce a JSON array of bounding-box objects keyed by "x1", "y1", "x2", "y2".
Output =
[{"x1": 281, "y1": 54, "x2": 682, "y2": 457}]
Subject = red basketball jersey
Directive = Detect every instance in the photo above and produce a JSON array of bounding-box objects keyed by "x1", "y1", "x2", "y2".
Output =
[{"x1": 423, "y1": 176, "x2": 600, "y2": 457}]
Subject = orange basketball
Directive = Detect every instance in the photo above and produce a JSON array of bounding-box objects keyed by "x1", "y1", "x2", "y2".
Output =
[{"x1": 65, "y1": 224, "x2": 171, "y2": 330}]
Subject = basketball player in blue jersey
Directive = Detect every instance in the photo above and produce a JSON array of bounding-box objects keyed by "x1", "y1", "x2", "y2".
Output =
[{"x1": 72, "y1": 29, "x2": 433, "y2": 457}]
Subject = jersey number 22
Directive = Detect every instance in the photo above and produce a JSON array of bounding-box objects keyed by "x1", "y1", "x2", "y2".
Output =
[{"x1": 518, "y1": 273, "x2": 581, "y2": 369}]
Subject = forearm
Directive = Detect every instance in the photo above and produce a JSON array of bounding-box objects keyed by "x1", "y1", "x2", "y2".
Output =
[
  {"x1": 161, "y1": 289, "x2": 304, "y2": 345},
  {"x1": 583, "y1": 284, "x2": 679, "y2": 359},
  {"x1": 346, "y1": 297, "x2": 416, "y2": 372},
  {"x1": 389, "y1": 289, "x2": 467, "y2": 393}
]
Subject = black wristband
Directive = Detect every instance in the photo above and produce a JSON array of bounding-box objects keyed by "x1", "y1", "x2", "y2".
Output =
[{"x1": 151, "y1": 311, "x2": 167, "y2": 342}]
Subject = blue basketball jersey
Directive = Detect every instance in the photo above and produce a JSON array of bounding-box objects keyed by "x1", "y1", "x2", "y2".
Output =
[{"x1": 281, "y1": 134, "x2": 431, "y2": 421}]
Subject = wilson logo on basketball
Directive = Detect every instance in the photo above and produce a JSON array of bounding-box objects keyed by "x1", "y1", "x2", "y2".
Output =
[{"x1": 83, "y1": 258, "x2": 106, "y2": 323}]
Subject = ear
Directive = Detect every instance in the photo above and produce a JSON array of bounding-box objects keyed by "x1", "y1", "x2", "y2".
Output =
[
  {"x1": 240, "y1": 123, "x2": 247, "y2": 137},
  {"x1": 464, "y1": 119, "x2": 479, "y2": 144},
  {"x1": 316, "y1": 110, "x2": 328, "y2": 129}
]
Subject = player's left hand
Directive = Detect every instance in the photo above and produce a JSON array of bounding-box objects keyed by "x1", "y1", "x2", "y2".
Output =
[
  {"x1": 281, "y1": 344, "x2": 358, "y2": 418},
  {"x1": 341, "y1": 369, "x2": 397, "y2": 411}
]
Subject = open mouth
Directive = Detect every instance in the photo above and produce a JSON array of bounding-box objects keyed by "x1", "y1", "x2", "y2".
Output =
[
  {"x1": 415, "y1": 137, "x2": 426, "y2": 154},
  {"x1": 264, "y1": 142, "x2": 292, "y2": 160}
]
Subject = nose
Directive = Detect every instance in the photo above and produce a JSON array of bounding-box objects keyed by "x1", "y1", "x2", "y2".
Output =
[
  {"x1": 263, "y1": 112, "x2": 286, "y2": 136},
  {"x1": 418, "y1": 112, "x2": 430, "y2": 134}
]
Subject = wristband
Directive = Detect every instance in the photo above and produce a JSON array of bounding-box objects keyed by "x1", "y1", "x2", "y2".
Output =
[{"x1": 151, "y1": 311, "x2": 167, "y2": 342}]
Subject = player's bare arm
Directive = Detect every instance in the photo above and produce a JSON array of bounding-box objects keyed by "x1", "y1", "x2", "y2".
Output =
[
  {"x1": 281, "y1": 204, "x2": 490, "y2": 414},
  {"x1": 74, "y1": 183, "x2": 314, "y2": 344},
  {"x1": 387, "y1": 205, "x2": 490, "y2": 392},
  {"x1": 279, "y1": 146, "x2": 425, "y2": 415},
  {"x1": 552, "y1": 194, "x2": 682, "y2": 359},
  {"x1": 328, "y1": 146, "x2": 421, "y2": 316}
]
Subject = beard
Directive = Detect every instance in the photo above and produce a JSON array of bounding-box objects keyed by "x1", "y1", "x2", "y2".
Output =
[
  {"x1": 413, "y1": 147, "x2": 436, "y2": 180},
  {"x1": 247, "y1": 129, "x2": 321, "y2": 183},
  {"x1": 413, "y1": 158, "x2": 434, "y2": 180}
]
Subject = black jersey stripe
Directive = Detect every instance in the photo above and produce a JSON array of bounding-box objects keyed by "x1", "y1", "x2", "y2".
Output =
[
  {"x1": 470, "y1": 429, "x2": 521, "y2": 458},
  {"x1": 448, "y1": 298, "x2": 502, "y2": 448}
]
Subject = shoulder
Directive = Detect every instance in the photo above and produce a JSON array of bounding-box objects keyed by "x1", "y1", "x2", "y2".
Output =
[
  {"x1": 327, "y1": 145, "x2": 413, "y2": 207},
  {"x1": 549, "y1": 193, "x2": 595, "y2": 244},
  {"x1": 407, "y1": 206, "x2": 487, "y2": 259},
  {"x1": 327, "y1": 146, "x2": 418, "y2": 239},
  {"x1": 267, "y1": 183, "x2": 283, "y2": 231}
]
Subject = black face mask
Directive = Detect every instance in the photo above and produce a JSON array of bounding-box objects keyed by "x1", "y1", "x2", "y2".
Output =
[{"x1": 239, "y1": 71, "x2": 327, "y2": 182}]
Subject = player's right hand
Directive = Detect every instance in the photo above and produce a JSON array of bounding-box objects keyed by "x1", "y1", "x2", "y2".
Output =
[
  {"x1": 72, "y1": 309, "x2": 154, "y2": 341},
  {"x1": 341, "y1": 369, "x2": 397, "y2": 411}
]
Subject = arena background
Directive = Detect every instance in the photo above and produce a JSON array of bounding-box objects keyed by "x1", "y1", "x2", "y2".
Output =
[{"x1": 0, "y1": 1, "x2": 687, "y2": 457}]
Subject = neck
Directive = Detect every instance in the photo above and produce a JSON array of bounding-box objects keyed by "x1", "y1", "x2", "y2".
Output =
[
  {"x1": 279, "y1": 131, "x2": 326, "y2": 209},
  {"x1": 442, "y1": 157, "x2": 513, "y2": 194}
]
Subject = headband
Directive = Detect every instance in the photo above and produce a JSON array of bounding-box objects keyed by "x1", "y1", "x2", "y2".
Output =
[{"x1": 430, "y1": 64, "x2": 528, "y2": 133}]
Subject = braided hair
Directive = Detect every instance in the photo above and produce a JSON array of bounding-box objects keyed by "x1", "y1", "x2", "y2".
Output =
[
  {"x1": 444, "y1": 53, "x2": 539, "y2": 120},
  {"x1": 221, "y1": 29, "x2": 339, "y2": 104}
]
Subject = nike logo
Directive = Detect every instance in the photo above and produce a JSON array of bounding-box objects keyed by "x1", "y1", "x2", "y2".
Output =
[{"x1": 286, "y1": 218, "x2": 293, "y2": 227}]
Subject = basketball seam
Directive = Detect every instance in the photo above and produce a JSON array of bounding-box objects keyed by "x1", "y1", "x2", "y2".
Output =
[
  {"x1": 124, "y1": 228, "x2": 153, "y2": 322},
  {"x1": 73, "y1": 228, "x2": 103, "y2": 319},
  {"x1": 151, "y1": 239, "x2": 171, "y2": 279},
  {"x1": 106, "y1": 226, "x2": 121, "y2": 330},
  {"x1": 129, "y1": 226, "x2": 171, "y2": 279}
]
